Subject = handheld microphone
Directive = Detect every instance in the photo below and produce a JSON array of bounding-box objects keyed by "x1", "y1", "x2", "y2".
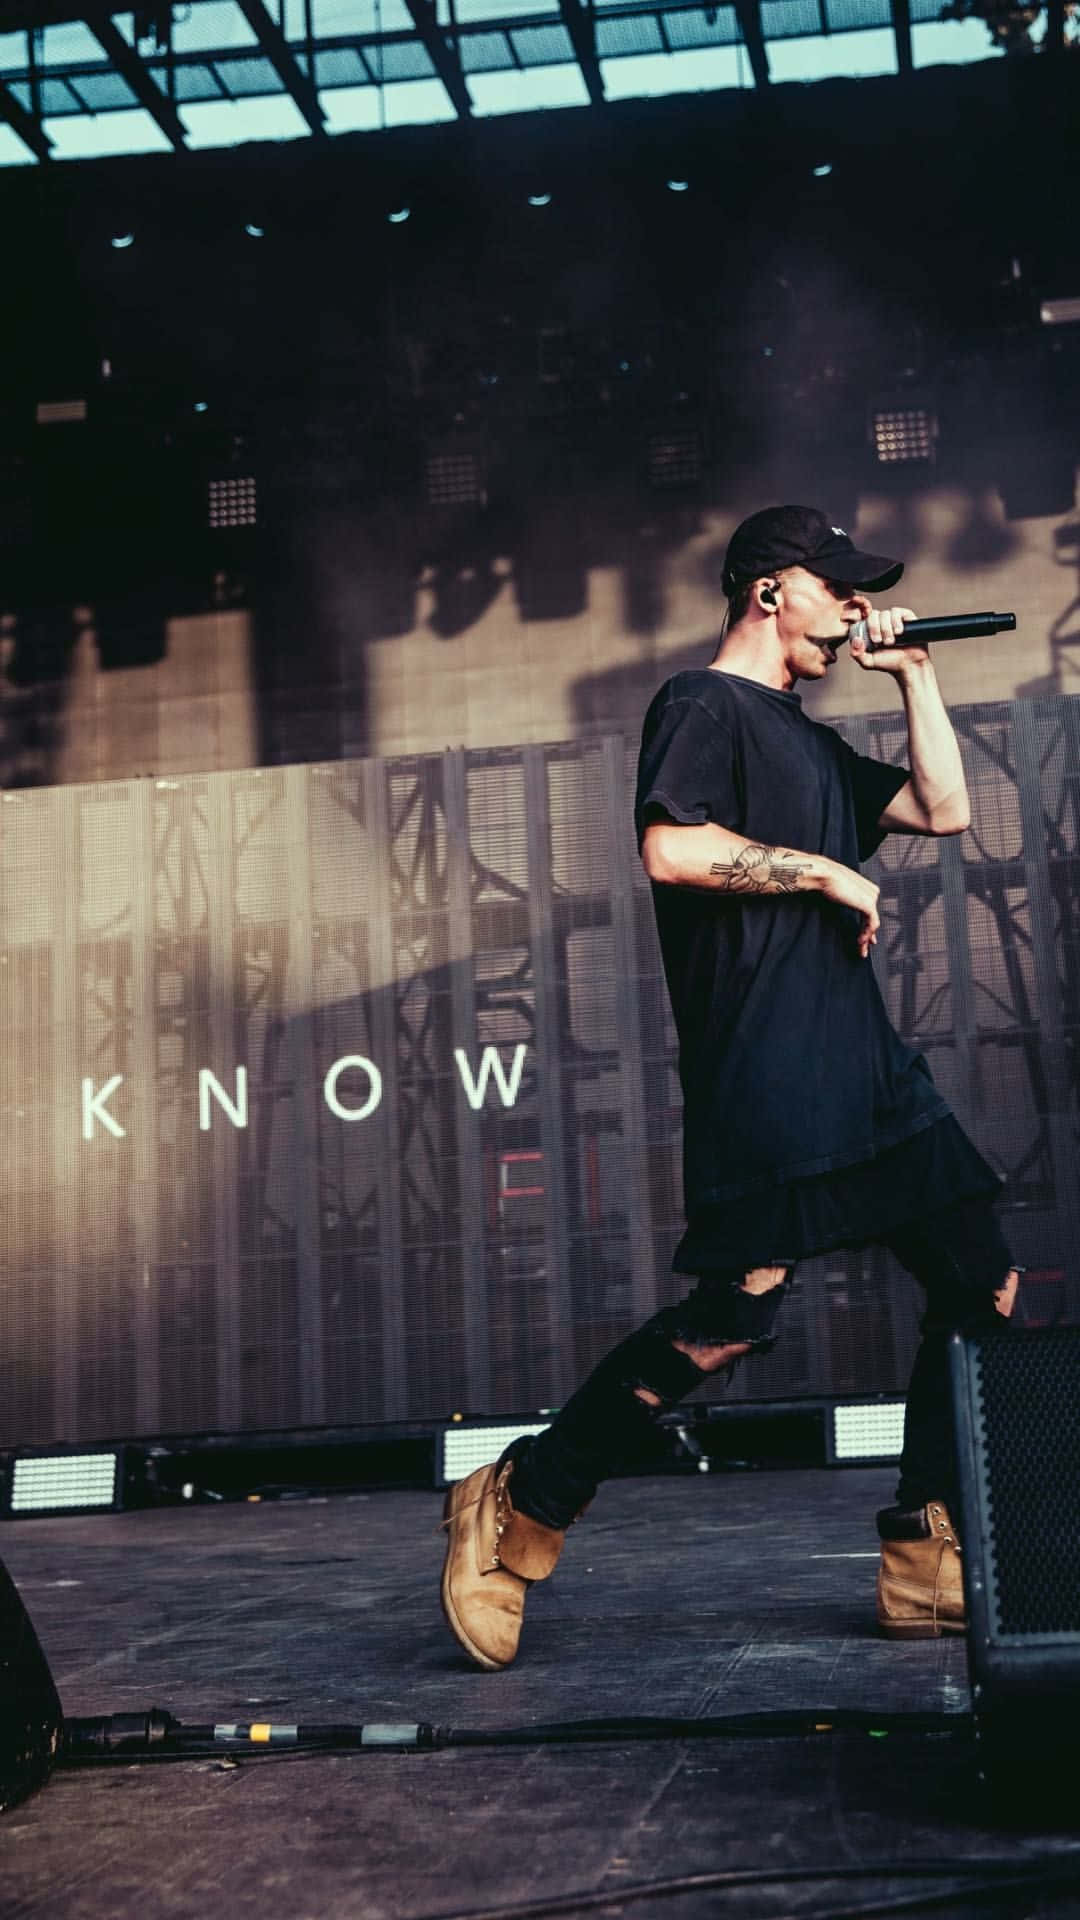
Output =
[{"x1": 848, "y1": 612, "x2": 1016, "y2": 649}]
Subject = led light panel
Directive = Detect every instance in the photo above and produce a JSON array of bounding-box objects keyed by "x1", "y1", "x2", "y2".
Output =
[
  {"x1": 830, "y1": 1401, "x2": 905, "y2": 1463},
  {"x1": 208, "y1": 475, "x2": 257, "y2": 528},
  {"x1": 871, "y1": 407, "x2": 937, "y2": 465},
  {"x1": 10, "y1": 1451, "x2": 119, "y2": 1514},
  {"x1": 439, "y1": 1422, "x2": 550, "y2": 1485},
  {"x1": 425, "y1": 451, "x2": 485, "y2": 507},
  {"x1": 647, "y1": 428, "x2": 703, "y2": 488}
]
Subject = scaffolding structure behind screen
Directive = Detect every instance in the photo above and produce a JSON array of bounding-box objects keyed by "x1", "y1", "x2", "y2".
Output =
[{"x1": 1, "y1": 698, "x2": 1078, "y2": 1448}]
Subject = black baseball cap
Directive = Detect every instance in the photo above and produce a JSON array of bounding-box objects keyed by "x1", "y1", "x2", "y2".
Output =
[{"x1": 721, "y1": 505, "x2": 903, "y2": 598}]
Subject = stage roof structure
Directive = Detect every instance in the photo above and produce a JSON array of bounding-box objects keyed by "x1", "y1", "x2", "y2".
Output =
[{"x1": 0, "y1": 0, "x2": 1029, "y2": 165}]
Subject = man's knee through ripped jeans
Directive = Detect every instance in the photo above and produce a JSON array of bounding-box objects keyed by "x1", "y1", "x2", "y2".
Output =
[{"x1": 506, "y1": 1265, "x2": 791, "y2": 1532}]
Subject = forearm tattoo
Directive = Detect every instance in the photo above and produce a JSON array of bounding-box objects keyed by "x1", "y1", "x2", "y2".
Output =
[{"x1": 709, "y1": 842, "x2": 811, "y2": 894}]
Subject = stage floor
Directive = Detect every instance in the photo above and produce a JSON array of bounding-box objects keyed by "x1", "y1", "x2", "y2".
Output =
[{"x1": 2, "y1": 1466, "x2": 1077, "y2": 1919}]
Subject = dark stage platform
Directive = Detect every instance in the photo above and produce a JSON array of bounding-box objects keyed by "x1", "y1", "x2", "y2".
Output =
[{"x1": 2, "y1": 1467, "x2": 1078, "y2": 1920}]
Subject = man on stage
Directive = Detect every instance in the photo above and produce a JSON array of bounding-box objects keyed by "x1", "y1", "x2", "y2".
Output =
[{"x1": 441, "y1": 504, "x2": 1019, "y2": 1669}]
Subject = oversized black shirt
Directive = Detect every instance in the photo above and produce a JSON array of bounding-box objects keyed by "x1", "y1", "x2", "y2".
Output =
[{"x1": 635, "y1": 668, "x2": 951, "y2": 1215}]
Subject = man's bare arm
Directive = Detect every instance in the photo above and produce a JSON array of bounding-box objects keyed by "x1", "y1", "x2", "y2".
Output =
[
  {"x1": 641, "y1": 820, "x2": 881, "y2": 956},
  {"x1": 708, "y1": 840, "x2": 814, "y2": 894},
  {"x1": 849, "y1": 609, "x2": 970, "y2": 836},
  {"x1": 877, "y1": 667, "x2": 970, "y2": 834}
]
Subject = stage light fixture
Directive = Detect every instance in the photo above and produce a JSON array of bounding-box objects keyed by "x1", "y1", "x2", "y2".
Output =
[
  {"x1": 208, "y1": 475, "x2": 257, "y2": 530},
  {"x1": 244, "y1": 223, "x2": 265, "y2": 239},
  {"x1": 35, "y1": 400, "x2": 87, "y2": 426},
  {"x1": 194, "y1": 401, "x2": 209, "y2": 414},
  {"x1": 436, "y1": 1421, "x2": 550, "y2": 1488},
  {"x1": 4, "y1": 1449, "x2": 122, "y2": 1517},
  {"x1": 387, "y1": 207, "x2": 411, "y2": 225},
  {"x1": 813, "y1": 162, "x2": 833, "y2": 177},
  {"x1": 647, "y1": 425, "x2": 703, "y2": 489},
  {"x1": 110, "y1": 233, "x2": 135, "y2": 250},
  {"x1": 1040, "y1": 296, "x2": 1080, "y2": 326},
  {"x1": 424, "y1": 447, "x2": 486, "y2": 508},
  {"x1": 666, "y1": 179, "x2": 690, "y2": 193},
  {"x1": 528, "y1": 194, "x2": 552, "y2": 208},
  {"x1": 869, "y1": 399, "x2": 938, "y2": 467},
  {"x1": 826, "y1": 1400, "x2": 905, "y2": 1465}
]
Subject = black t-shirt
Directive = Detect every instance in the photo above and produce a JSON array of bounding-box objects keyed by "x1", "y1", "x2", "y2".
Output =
[{"x1": 635, "y1": 668, "x2": 951, "y2": 1214}]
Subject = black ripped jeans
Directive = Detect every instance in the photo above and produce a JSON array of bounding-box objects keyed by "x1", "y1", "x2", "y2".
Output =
[{"x1": 505, "y1": 1194, "x2": 1016, "y2": 1532}]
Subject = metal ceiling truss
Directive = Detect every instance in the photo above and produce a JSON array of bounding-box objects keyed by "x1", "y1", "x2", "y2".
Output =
[
  {"x1": 401, "y1": 0, "x2": 472, "y2": 118},
  {"x1": 0, "y1": 71, "x2": 51, "y2": 158},
  {"x1": 731, "y1": 0, "x2": 770, "y2": 89},
  {"x1": 0, "y1": 0, "x2": 1015, "y2": 161},
  {"x1": 88, "y1": 11, "x2": 188, "y2": 150},
  {"x1": 555, "y1": 0, "x2": 604, "y2": 105},
  {"x1": 232, "y1": 0, "x2": 326, "y2": 136}
]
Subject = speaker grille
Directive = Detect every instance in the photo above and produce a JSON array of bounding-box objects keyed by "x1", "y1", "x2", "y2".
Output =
[{"x1": 974, "y1": 1329, "x2": 1080, "y2": 1638}]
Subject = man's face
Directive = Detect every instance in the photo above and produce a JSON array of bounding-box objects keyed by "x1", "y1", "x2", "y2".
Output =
[{"x1": 772, "y1": 567, "x2": 870, "y2": 681}]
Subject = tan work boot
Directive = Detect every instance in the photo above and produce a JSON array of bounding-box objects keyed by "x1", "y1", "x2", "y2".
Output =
[
  {"x1": 876, "y1": 1500, "x2": 966, "y2": 1639},
  {"x1": 440, "y1": 1459, "x2": 565, "y2": 1670}
]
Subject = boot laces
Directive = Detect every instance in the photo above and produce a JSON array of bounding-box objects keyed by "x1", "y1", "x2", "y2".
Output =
[
  {"x1": 437, "y1": 1462, "x2": 513, "y2": 1567},
  {"x1": 928, "y1": 1502, "x2": 960, "y2": 1633}
]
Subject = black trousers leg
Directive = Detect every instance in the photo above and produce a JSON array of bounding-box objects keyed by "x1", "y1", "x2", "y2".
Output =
[
  {"x1": 886, "y1": 1196, "x2": 1017, "y2": 1514},
  {"x1": 506, "y1": 1270, "x2": 791, "y2": 1531}
]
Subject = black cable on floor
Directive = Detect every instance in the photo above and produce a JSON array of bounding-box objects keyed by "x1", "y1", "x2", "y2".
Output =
[
  {"x1": 415, "y1": 1857, "x2": 1080, "y2": 1920},
  {"x1": 59, "y1": 1704, "x2": 974, "y2": 1760}
]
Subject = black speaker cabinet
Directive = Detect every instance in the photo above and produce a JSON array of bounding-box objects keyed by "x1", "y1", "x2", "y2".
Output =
[
  {"x1": 0, "y1": 1554, "x2": 63, "y2": 1812},
  {"x1": 950, "y1": 1326, "x2": 1080, "y2": 1817}
]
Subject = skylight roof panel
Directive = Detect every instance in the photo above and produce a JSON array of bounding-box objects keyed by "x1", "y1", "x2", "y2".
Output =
[
  {"x1": 320, "y1": 83, "x2": 383, "y2": 130},
  {"x1": 68, "y1": 71, "x2": 139, "y2": 111},
  {"x1": 314, "y1": 47, "x2": 371, "y2": 85},
  {"x1": 508, "y1": 22, "x2": 576, "y2": 64},
  {"x1": 172, "y1": 2, "x2": 260, "y2": 54},
  {"x1": 760, "y1": 0, "x2": 822, "y2": 37},
  {"x1": 44, "y1": 107, "x2": 175, "y2": 158},
  {"x1": 599, "y1": 42, "x2": 747, "y2": 91},
  {"x1": 9, "y1": 78, "x2": 82, "y2": 115},
  {"x1": 366, "y1": 41, "x2": 438, "y2": 80},
  {"x1": 661, "y1": 8, "x2": 740, "y2": 47},
  {"x1": 179, "y1": 92, "x2": 313, "y2": 145},
  {"x1": 595, "y1": 16, "x2": 665, "y2": 54},
  {"x1": 458, "y1": 32, "x2": 517, "y2": 70},
  {"x1": 42, "y1": 23, "x2": 109, "y2": 65},
  {"x1": 311, "y1": 0, "x2": 416, "y2": 34},
  {"x1": 824, "y1": 0, "x2": 892, "y2": 25},
  {"x1": 0, "y1": 32, "x2": 27, "y2": 73},
  {"x1": 911, "y1": 16, "x2": 1001, "y2": 57},
  {"x1": 215, "y1": 55, "x2": 285, "y2": 95},
  {"x1": 468, "y1": 61, "x2": 590, "y2": 109},
  {"x1": 149, "y1": 62, "x2": 226, "y2": 100},
  {"x1": 380, "y1": 76, "x2": 458, "y2": 124},
  {"x1": 766, "y1": 25, "x2": 896, "y2": 71},
  {"x1": 0, "y1": 122, "x2": 37, "y2": 166},
  {"x1": 455, "y1": 0, "x2": 556, "y2": 23}
]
